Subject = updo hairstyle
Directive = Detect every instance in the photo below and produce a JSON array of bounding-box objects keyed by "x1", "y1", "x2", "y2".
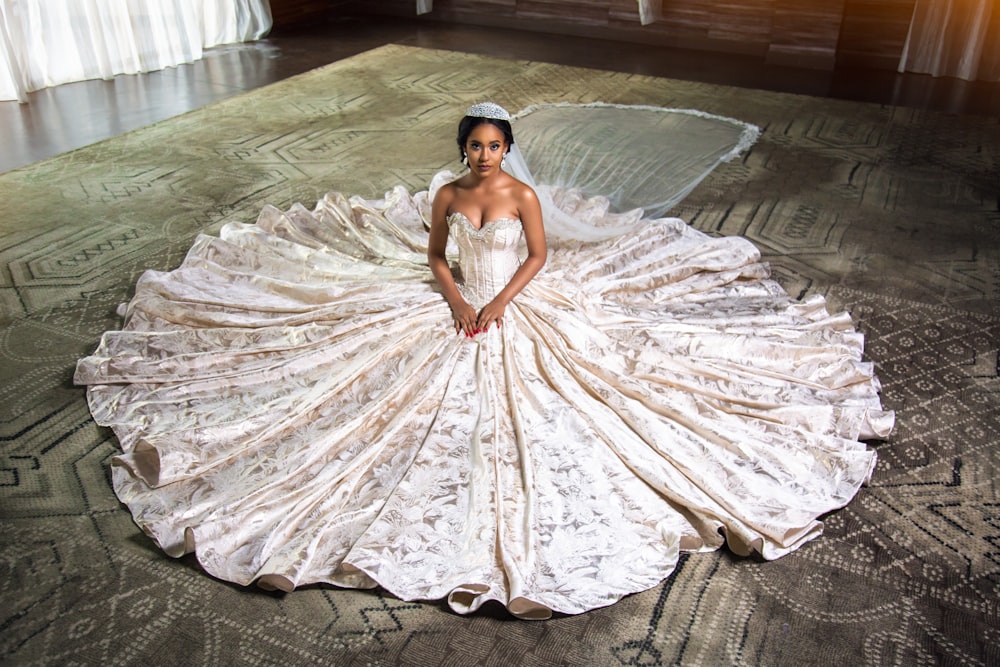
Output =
[{"x1": 456, "y1": 116, "x2": 515, "y2": 162}]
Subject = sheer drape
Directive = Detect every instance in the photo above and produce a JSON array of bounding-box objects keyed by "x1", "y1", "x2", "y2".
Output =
[
  {"x1": 898, "y1": 0, "x2": 1000, "y2": 81},
  {"x1": 510, "y1": 103, "x2": 759, "y2": 223},
  {"x1": 0, "y1": 0, "x2": 272, "y2": 102}
]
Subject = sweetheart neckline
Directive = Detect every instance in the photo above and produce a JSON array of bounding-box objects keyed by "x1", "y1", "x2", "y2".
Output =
[{"x1": 447, "y1": 211, "x2": 522, "y2": 231}]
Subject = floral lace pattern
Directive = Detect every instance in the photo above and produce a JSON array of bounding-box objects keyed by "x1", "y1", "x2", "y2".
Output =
[{"x1": 76, "y1": 176, "x2": 892, "y2": 619}]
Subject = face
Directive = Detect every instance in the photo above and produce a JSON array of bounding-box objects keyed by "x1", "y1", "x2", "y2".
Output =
[{"x1": 464, "y1": 123, "x2": 508, "y2": 177}]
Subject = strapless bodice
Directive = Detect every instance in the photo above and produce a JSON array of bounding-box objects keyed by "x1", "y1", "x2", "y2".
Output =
[{"x1": 447, "y1": 212, "x2": 523, "y2": 306}]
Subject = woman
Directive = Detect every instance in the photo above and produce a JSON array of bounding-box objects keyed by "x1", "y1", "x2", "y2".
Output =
[
  {"x1": 76, "y1": 102, "x2": 892, "y2": 620},
  {"x1": 428, "y1": 102, "x2": 546, "y2": 337}
]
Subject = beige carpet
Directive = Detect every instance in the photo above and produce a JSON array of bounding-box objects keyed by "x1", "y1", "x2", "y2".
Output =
[{"x1": 1, "y1": 44, "x2": 998, "y2": 666}]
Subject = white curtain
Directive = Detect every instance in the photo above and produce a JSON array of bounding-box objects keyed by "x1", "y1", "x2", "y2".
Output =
[
  {"x1": 898, "y1": 0, "x2": 1000, "y2": 81},
  {"x1": 0, "y1": 0, "x2": 272, "y2": 103}
]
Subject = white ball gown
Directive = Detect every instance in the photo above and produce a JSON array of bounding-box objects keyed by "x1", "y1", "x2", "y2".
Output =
[{"x1": 75, "y1": 104, "x2": 893, "y2": 619}]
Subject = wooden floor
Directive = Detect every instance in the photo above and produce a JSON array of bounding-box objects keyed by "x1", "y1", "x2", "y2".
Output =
[{"x1": 3, "y1": 13, "x2": 999, "y2": 174}]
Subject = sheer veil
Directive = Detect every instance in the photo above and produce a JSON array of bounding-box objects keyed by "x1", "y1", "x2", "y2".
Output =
[{"x1": 502, "y1": 103, "x2": 759, "y2": 242}]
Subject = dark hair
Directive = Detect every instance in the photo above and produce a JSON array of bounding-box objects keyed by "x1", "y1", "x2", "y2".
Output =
[{"x1": 457, "y1": 116, "x2": 514, "y2": 161}]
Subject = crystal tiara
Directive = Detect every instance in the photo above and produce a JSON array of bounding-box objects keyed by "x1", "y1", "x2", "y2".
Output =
[{"x1": 466, "y1": 101, "x2": 511, "y2": 120}]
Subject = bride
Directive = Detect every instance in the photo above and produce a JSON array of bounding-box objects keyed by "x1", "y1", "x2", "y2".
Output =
[
  {"x1": 429, "y1": 102, "x2": 545, "y2": 337},
  {"x1": 75, "y1": 101, "x2": 893, "y2": 620}
]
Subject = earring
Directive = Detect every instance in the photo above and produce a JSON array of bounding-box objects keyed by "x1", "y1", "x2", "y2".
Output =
[
  {"x1": 501, "y1": 154, "x2": 507, "y2": 169},
  {"x1": 462, "y1": 153, "x2": 468, "y2": 166}
]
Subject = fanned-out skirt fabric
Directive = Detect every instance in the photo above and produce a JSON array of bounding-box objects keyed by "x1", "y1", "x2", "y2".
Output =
[{"x1": 75, "y1": 174, "x2": 893, "y2": 619}]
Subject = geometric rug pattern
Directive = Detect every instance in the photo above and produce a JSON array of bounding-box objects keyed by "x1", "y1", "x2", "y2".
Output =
[{"x1": 1, "y1": 45, "x2": 998, "y2": 665}]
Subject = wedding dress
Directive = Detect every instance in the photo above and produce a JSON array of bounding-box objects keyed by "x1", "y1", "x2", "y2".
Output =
[{"x1": 75, "y1": 103, "x2": 893, "y2": 619}]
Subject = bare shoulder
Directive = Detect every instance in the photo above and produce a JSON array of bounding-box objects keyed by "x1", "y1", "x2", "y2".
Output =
[
  {"x1": 440, "y1": 179, "x2": 461, "y2": 197},
  {"x1": 508, "y1": 177, "x2": 540, "y2": 222},
  {"x1": 433, "y1": 180, "x2": 459, "y2": 209},
  {"x1": 508, "y1": 176, "x2": 539, "y2": 207}
]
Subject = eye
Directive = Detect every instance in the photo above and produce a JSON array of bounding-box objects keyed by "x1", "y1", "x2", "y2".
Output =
[{"x1": 490, "y1": 143, "x2": 501, "y2": 150}]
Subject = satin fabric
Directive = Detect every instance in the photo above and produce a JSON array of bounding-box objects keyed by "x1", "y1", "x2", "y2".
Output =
[{"x1": 75, "y1": 171, "x2": 892, "y2": 619}]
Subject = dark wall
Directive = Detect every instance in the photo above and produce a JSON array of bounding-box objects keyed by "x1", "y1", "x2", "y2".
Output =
[
  {"x1": 838, "y1": 0, "x2": 916, "y2": 69},
  {"x1": 346, "y1": 0, "x2": 918, "y2": 70},
  {"x1": 270, "y1": 0, "x2": 339, "y2": 26}
]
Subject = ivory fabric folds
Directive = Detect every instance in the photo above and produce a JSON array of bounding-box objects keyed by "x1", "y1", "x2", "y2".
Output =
[{"x1": 75, "y1": 104, "x2": 893, "y2": 619}]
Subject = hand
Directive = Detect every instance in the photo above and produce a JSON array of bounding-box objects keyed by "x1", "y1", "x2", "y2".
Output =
[
  {"x1": 451, "y1": 301, "x2": 478, "y2": 337},
  {"x1": 476, "y1": 298, "x2": 507, "y2": 333}
]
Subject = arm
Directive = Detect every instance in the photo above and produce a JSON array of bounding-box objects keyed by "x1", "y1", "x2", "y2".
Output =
[
  {"x1": 428, "y1": 184, "x2": 478, "y2": 335},
  {"x1": 476, "y1": 184, "x2": 547, "y2": 331}
]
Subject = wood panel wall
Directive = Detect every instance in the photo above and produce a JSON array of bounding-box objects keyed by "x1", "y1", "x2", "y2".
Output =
[
  {"x1": 838, "y1": 0, "x2": 916, "y2": 69},
  {"x1": 270, "y1": 0, "x2": 337, "y2": 26},
  {"x1": 347, "y1": 0, "x2": 919, "y2": 71}
]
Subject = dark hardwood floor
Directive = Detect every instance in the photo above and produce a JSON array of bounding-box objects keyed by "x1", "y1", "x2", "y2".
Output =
[{"x1": 3, "y1": 13, "x2": 999, "y2": 174}]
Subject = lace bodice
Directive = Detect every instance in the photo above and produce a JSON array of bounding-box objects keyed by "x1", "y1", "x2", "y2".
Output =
[{"x1": 447, "y1": 212, "x2": 523, "y2": 307}]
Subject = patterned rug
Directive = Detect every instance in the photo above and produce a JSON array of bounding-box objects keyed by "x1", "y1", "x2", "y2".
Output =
[{"x1": 1, "y1": 44, "x2": 998, "y2": 666}]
